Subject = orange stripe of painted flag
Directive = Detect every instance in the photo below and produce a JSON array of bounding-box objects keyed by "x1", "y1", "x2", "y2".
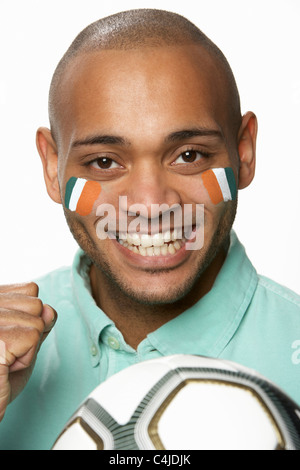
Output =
[
  {"x1": 76, "y1": 180, "x2": 102, "y2": 216},
  {"x1": 201, "y1": 170, "x2": 224, "y2": 205}
]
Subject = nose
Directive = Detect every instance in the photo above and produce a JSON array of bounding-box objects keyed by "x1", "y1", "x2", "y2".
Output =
[{"x1": 119, "y1": 160, "x2": 181, "y2": 221}]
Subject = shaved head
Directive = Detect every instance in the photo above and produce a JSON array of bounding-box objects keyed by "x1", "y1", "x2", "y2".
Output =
[{"x1": 48, "y1": 9, "x2": 241, "y2": 146}]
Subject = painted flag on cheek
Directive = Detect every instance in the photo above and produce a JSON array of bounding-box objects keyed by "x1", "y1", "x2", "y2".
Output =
[
  {"x1": 201, "y1": 167, "x2": 237, "y2": 205},
  {"x1": 65, "y1": 177, "x2": 102, "y2": 216}
]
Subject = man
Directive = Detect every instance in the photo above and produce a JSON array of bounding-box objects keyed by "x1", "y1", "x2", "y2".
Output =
[{"x1": 0, "y1": 9, "x2": 299, "y2": 450}]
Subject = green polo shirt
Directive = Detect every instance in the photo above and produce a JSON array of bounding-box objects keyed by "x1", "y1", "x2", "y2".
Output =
[{"x1": 0, "y1": 231, "x2": 299, "y2": 450}]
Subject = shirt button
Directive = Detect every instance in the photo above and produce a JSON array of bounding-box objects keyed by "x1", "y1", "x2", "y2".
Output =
[
  {"x1": 107, "y1": 336, "x2": 120, "y2": 350},
  {"x1": 90, "y1": 344, "x2": 98, "y2": 356}
]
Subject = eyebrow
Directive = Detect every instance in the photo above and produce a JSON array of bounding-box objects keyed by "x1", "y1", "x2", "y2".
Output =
[
  {"x1": 71, "y1": 126, "x2": 223, "y2": 149},
  {"x1": 72, "y1": 134, "x2": 129, "y2": 148},
  {"x1": 165, "y1": 127, "x2": 224, "y2": 143}
]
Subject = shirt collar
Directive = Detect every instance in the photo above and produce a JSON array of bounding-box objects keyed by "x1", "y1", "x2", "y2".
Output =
[
  {"x1": 71, "y1": 230, "x2": 258, "y2": 360},
  {"x1": 147, "y1": 230, "x2": 258, "y2": 358}
]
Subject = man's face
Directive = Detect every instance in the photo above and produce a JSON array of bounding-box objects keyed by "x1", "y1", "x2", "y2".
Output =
[{"x1": 56, "y1": 45, "x2": 239, "y2": 304}]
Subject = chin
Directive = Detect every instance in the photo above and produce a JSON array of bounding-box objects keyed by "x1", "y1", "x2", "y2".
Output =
[{"x1": 115, "y1": 281, "x2": 195, "y2": 307}]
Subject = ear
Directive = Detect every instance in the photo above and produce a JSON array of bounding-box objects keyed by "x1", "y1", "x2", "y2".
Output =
[
  {"x1": 237, "y1": 112, "x2": 258, "y2": 190},
  {"x1": 36, "y1": 127, "x2": 62, "y2": 204}
]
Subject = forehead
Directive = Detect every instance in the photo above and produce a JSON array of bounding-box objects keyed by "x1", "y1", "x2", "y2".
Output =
[{"x1": 57, "y1": 45, "x2": 229, "y2": 149}]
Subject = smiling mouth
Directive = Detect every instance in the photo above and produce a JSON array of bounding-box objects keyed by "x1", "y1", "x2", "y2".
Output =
[{"x1": 115, "y1": 229, "x2": 189, "y2": 257}]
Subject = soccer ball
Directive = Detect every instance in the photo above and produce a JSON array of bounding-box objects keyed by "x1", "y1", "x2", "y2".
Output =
[{"x1": 52, "y1": 355, "x2": 300, "y2": 450}]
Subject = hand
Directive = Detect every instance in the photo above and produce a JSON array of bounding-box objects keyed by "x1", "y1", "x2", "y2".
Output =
[{"x1": 0, "y1": 282, "x2": 57, "y2": 421}]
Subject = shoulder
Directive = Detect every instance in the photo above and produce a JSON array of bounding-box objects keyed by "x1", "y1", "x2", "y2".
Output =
[
  {"x1": 247, "y1": 274, "x2": 300, "y2": 331},
  {"x1": 256, "y1": 274, "x2": 300, "y2": 311},
  {"x1": 36, "y1": 265, "x2": 72, "y2": 287},
  {"x1": 34, "y1": 265, "x2": 73, "y2": 308}
]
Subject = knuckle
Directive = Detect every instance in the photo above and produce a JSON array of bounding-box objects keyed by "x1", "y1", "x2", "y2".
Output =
[
  {"x1": 0, "y1": 293, "x2": 43, "y2": 317},
  {"x1": 0, "y1": 282, "x2": 39, "y2": 296},
  {"x1": 29, "y1": 297, "x2": 43, "y2": 315},
  {"x1": 33, "y1": 316, "x2": 45, "y2": 333},
  {"x1": 0, "y1": 325, "x2": 41, "y2": 357},
  {"x1": 0, "y1": 311, "x2": 45, "y2": 336},
  {"x1": 36, "y1": 297, "x2": 43, "y2": 311},
  {"x1": 23, "y1": 282, "x2": 39, "y2": 297},
  {"x1": 26, "y1": 326, "x2": 42, "y2": 345}
]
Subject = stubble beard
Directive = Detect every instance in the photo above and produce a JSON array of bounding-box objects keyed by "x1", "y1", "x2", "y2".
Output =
[{"x1": 64, "y1": 202, "x2": 237, "y2": 307}]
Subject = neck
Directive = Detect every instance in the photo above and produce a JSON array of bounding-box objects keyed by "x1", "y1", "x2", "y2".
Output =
[{"x1": 90, "y1": 244, "x2": 228, "y2": 350}]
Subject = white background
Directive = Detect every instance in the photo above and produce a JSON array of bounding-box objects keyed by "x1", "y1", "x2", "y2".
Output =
[{"x1": 0, "y1": 0, "x2": 299, "y2": 293}]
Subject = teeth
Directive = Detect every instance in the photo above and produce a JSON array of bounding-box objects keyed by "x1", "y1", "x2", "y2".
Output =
[
  {"x1": 127, "y1": 232, "x2": 141, "y2": 246},
  {"x1": 171, "y1": 229, "x2": 178, "y2": 241},
  {"x1": 168, "y1": 244, "x2": 176, "y2": 255},
  {"x1": 118, "y1": 229, "x2": 186, "y2": 256},
  {"x1": 152, "y1": 233, "x2": 164, "y2": 247},
  {"x1": 160, "y1": 244, "x2": 169, "y2": 256},
  {"x1": 125, "y1": 230, "x2": 182, "y2": 248},
  {"x1": 154, "y1": 246, "x2": 161, "y2": 256},
  {"x1": 173, "y1": 240, "x2": 181, "y2": 250},
  {"x1": 140, "y1": 234, "x2": 153, "y2": 248},
  {"x1": 139, "y1": 246, "x2": 147, "y2": 256},
  {"x1": 163, "y1": 231, "x2": 171, "y2": 243},
  {"x1": 146, "y1": 246, "x2": 154, "y2": 256}
]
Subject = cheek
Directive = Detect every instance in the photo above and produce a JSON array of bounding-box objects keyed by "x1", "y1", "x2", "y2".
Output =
[
  {"x1": 65, "y1": 177, "x2": 102, "y2": 216},
  {"x1": 201, "y1": 167, "x2": 237, "y2": 205},
  {"x1": 189, "y1": 167, "x2": 237, "y2": 206}
]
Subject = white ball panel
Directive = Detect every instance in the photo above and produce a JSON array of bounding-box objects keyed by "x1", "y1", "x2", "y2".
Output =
[
  {"x1": 90, "y1": 359, "x2": 171, "y2": 425},
  {"x1": 158, "y1": 382, "x2": 279, "y2": 450},
  {"x1": 52, "y1": 422, "x2": 97, "y2": 451}
]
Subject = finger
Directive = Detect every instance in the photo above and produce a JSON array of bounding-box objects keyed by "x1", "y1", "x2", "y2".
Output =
[
  {"x1": 0, "y1": 326, "x2": 41, "y2": 369},
  {"x1": 0, "y1": 360, "x2": 10, "y2": 422},
  {"x1": 41, "y1": 305, "x2": 57, "y2": 337},
  {"x1": 0, "y1": 309, "x2": 46, "y2": 333},
  {"x1": 8, "y1": 347, "x2": 38, "y2": 373},
  {"x1": 0, "y1": 282, "x2": 39, "y2": 297},
  {"x1": 0, "y1": 293, "x2": 44, "y2": 316}
]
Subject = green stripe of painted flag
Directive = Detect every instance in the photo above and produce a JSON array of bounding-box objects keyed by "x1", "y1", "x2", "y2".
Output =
[
  {"x1": 65, "y1": 177, "x2": 78, "y2": 209},
  {"x1": 224, "y1": 167, "x2": 237, "y2": 200}
]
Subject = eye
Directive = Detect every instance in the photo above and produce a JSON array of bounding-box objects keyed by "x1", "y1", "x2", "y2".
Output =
[
  {"x1": 90, "y1": 157, "x2": 121, "y2": 170},
  {"x1": 174, "y1": 150, "x2": 205, "y2": 165}
]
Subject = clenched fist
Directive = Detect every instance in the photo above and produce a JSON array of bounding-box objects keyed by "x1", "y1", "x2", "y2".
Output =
[{"x1": 0, "y1": 282, "x2": 57, "y2": 421}]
